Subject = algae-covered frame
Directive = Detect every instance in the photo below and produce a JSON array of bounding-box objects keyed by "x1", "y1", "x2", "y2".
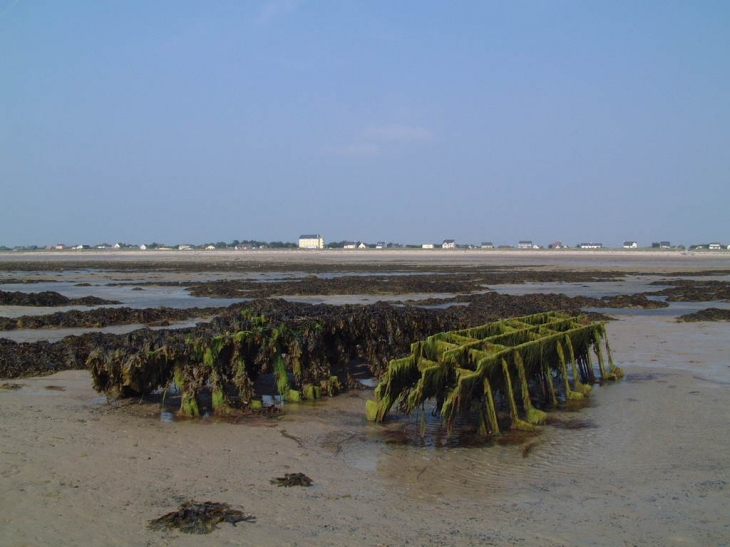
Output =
[{"x1": 367, "y1": 312, "x2": 623, "y2": 436}]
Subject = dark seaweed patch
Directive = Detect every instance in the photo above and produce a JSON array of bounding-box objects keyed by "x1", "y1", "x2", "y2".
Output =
[
  {"x1": 147, "y1": 501, "x2": 255, "y2": 534},
  {"x1": 270, "y1": 472, "x2": 313, "y2": 487},
  {"x1": 678, "y1": 308, "x2": 730, "y2": 322}
]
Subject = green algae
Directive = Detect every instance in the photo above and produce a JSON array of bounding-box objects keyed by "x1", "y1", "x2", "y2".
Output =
[{"x1": 367, "y1": 312, "x2": 621, "y2": 436}]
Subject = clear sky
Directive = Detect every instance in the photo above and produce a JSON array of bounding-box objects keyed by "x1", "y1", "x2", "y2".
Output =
[{"x1": 1, "y1": 1, "x2": 728, "y2": 248}]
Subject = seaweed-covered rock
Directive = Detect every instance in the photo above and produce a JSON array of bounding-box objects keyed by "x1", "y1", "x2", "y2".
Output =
[
  {"x1": 0, "y1": 290, "x2": 120, "y2": 307},
  {"x1": 677, "y1": 307, "x2": 730, "y2": 322},
  {"x1": 648, "y1": 280, "x2": 730, "y2": 302}
]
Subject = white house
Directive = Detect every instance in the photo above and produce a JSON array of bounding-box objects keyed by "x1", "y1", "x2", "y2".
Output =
[
  {"x1": 623, "y1": 241, "x2": 638, "y2": 249},
  {"x1": 709, "y1": 242, "x2": 722, "y2": 250},
  {"x1": 442, "y1": 239, "x2": 456, "y2": 249},
  {"x1": 357, "y1": 242, "x2": 367, "y2": 249},
  {"x1": 298, "y1": 234, "x2": 324, "y2": 249},
  {"x1": 422, "y1": 243, "x2": 435, "y2": 249},
  {"x1": 481, "y1": 242, "x2": 494, "y2": 249},
  {"x1": 518, "y1": 240, "x2": 533, "y2": 249},
  {"x1": 343, "y1": 242, "x2": 357, "y2": 249},
  {"x1": 578, "y1": 242, "x2": 603, "y2": 249}
]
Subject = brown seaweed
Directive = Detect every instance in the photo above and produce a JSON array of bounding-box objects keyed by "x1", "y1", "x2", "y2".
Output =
[
  {"x1": 677, "y1": 307, "x2": 730, "y2": 322},
  {"x1": 0, "y1": 289, "x2": 120, "y2": 307},
  {"x1": 269, "y1": 472, "x2": 313, "y2": 487},
  {"x1": 147, "y1": 501, "x2": 255, "y2": 534}
]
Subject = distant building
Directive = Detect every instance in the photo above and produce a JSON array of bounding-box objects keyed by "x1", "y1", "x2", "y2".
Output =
[
  {"x1": 481, "y1": 242, "x2": 494, "y2": 249},
  {"x1": 298, "y1": 234, "x2": 324, "y2": 249},
  {"x1": 178, "y1": 244, "x2": 193, "y2": 250},
  {"x1": 139, "y1": 244, "x2": 147, "y2": 250},
  {"x1": 422, "y1": 243, "x2": 435, "y2": 249},
  {"x1": 357, "y1": 242, "x2": 367, "y2": 249},
  {"x1": 549, "y1": 241, "x2": 565, "y2": 249},
  {"x1": 375, "y1": 241, "x2": 386, "y2": 249},
  {"x1": 709, "y1": 242, "x2": 722, "y2": 250},
  {"x1": 578, "y1": 242, "x2": 603, "y2": 249},
  {"x1": 518, "y1": 240, "x2": 533, "y2": 249},
  {"x1": 343, "y1": 242, "x2": 357, "y2": 249},
  {"x1": 623, "y1": 241, "x2": 638, "y2": 249},
  {"x1": 442, "y1": 239, "x2": 456, "y2": 249},
  {"x1": 55, "y1": 244, "x2": 67, "y2": 250}
]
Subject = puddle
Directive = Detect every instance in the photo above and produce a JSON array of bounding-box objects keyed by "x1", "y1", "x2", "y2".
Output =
[
  {"x1": 261, "y1": 395, "x2": 285, "y2": 408},
  {"x1": 625, "y1": 373, "x2": 669, "y2": 382}
]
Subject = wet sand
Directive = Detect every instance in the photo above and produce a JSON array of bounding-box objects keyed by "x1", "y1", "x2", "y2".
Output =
[
  {"x1": 3, "y1": 248, "x2": 730, "y2": 273},
  {"x1": 1, "y1": 253, "x2": 729, "y2": 546}
]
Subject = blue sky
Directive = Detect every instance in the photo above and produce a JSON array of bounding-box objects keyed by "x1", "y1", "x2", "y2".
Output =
[{"x1": 1, "y1": 0, "x2": 728, "y2": 247}]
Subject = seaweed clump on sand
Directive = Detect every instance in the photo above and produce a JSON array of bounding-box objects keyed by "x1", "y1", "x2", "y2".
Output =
[
  {"x1": 599, "y1": 294, "x2": 668, "y2": 309},
  {"x1": 84, "y1": 302, "x2": 459, "y2": 416},
  {"x1": 677, "y1": 307, "x2": 730, "y2": 322},
  {"x1": 0, "y1": 305, "x2": 213, "y2": 331},
  {"x1": 0, "y1": 290, "x2": 120, "y2": 307},
  {"x1": 148, "y1": 501, "x2": 255, "y2": 534},
  {"x1": 270, "y1": 472, "x2": 313, "y2": 487},
  {"x1": 367, "y1": 311, "x2": 622, "y2": 436},
  {"x1": 647, "y1": 280, "x2": 730, "y2": 302}
]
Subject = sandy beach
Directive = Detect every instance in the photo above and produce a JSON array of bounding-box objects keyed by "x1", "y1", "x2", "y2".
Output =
[{"x1": 1, "y1": 251, "x2": 729, "y2": 546}]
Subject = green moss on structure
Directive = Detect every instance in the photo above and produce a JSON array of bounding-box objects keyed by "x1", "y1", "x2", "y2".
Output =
[
  {"x1": 273, "y1": 353, "x2": 290, "y2": 396},
  {"x1": 365, "y1": 399, "x2": 379, "y2": 421},
  {"x1": 367, "y1": 312, "x2": 620, "y2": 436},
  {"x1": 304, "y1": 384, "x2": 321, "y2": 400}
]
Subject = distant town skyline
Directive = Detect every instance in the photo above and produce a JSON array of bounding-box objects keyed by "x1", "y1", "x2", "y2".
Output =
[
  {"x1": 4, "y1": 235, "x2": 728, "y2": 252},
  {"x1": 2, "y1": 2, "x2": 728, "y2": 248}
]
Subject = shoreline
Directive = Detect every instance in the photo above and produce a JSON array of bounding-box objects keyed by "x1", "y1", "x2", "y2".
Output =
[{"x1": 2, "y1": 248, "x2": 730, "y2": 274}]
